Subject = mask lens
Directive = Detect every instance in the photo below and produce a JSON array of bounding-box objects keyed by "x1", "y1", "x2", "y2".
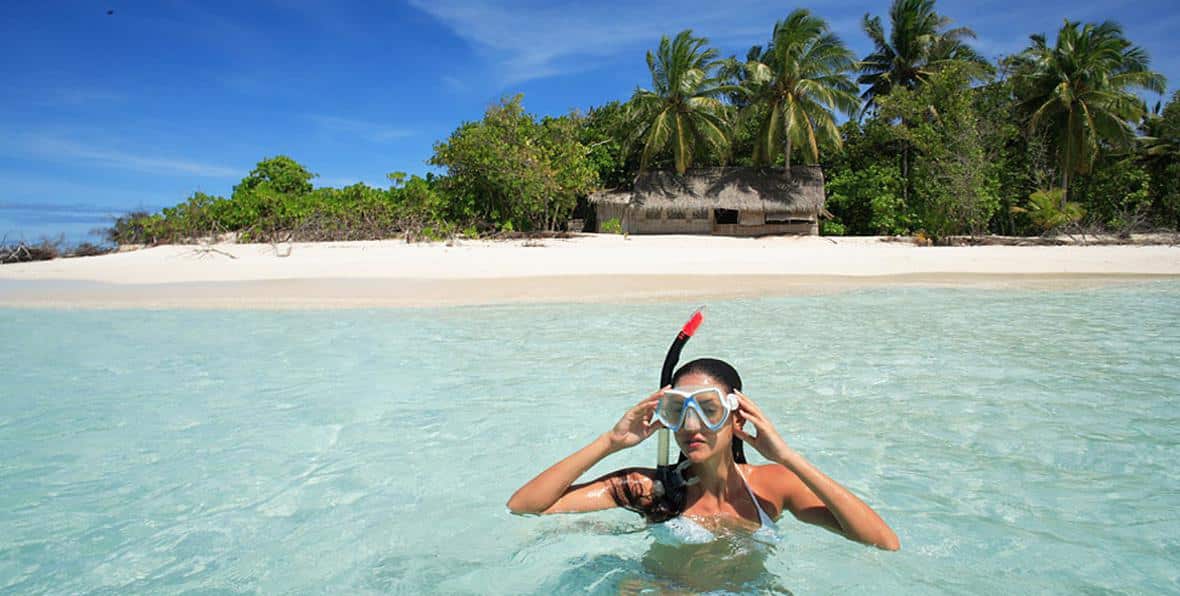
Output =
[
  {"x1": 693, "y1": 389, "x2": 728, "y2": 426},
  {"x1": 657, "y1": 393, "x2": 688, "y2": 428}
]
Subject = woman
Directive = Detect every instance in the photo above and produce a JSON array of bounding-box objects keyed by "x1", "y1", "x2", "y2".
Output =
[{"x1": 507, "y1": 358, "x2": 900, "y2": 551}]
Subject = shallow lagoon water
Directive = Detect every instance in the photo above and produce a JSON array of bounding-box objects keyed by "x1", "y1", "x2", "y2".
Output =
[{"x1": 2, "y1": 282, "x2": 1179, "y2": 593}]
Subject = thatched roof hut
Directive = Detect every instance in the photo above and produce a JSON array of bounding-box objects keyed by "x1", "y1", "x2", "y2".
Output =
[{"x1": 589, "y1": 166, "x2": 826, "y2": 235}]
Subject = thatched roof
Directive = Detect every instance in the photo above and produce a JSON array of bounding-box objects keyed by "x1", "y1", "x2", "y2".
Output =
[{"x1": 590, "y1": 166, "x2": 825, "y2": 215}]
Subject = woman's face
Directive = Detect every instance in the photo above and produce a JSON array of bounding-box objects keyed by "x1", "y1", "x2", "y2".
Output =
[{"x1": 671, "y1": 371, "x2": 734, "y2": 464}]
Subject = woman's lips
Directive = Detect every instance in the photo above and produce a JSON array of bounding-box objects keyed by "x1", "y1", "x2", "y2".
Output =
[{"x1": 685, "y1": 436, "x2": 708, "y2": 449}]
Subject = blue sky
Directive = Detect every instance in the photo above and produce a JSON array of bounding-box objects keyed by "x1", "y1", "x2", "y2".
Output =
[{"x1": 2, "y1": 0, "x2": 1178, "y2": 243}]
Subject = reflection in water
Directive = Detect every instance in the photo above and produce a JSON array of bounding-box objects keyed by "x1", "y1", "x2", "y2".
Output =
[{"x1": 545, "y1": 522, "x2": 792, "y2": 594}]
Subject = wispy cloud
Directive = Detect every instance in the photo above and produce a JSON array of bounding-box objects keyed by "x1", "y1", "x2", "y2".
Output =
[
  {"x1": 0, "y1": 200, "x2": 148, "y2": 227},
  {"x1": 406, "y1": 0, "x2": 852, "y2": 85},
  {"x1": 0, "y1": 200, "x2": 131, "y2": 214},
  {"x1": 309, "y1": 115, "x2": 413, "y2": 142},
  {"x1": 441, "y1": 75, "x2": 468, "y2": 92},
  {"x1": 17, "y1": 136, "x2": 239, "y2": 178}
]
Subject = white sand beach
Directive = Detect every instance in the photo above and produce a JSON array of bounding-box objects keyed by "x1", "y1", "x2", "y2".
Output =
[{"x1": 1, "y1": 235, "x2": 1178, "y2": 308}]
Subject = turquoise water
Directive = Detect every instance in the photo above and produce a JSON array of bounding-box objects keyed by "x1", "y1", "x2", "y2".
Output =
[{"x1": 2, "y1": 283, "x2": 1179, "y2": 594}]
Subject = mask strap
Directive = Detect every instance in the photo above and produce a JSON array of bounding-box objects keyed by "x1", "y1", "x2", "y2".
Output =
[
  {"x1": 724, "y1": 393, "x2": 739, "y2": 410},
  {"x1": 675, "y1": 458, "x2": 699, "y2": 486}
]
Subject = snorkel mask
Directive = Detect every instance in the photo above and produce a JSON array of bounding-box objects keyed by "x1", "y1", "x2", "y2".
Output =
[{"x1": 655, "y1": 387, "x2": 739, "y2": 432}]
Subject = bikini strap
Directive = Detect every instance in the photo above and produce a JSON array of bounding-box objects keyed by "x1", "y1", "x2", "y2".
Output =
[{"x1": 736, "y1": 465, "x2": 775, "y2": 527}]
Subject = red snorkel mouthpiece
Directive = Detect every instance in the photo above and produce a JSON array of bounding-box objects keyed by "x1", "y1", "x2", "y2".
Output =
[
  {"x1": 680, "y1": 307, "x2": 705, "y2": 338},
  {"x1": 663, "y1": 306, "x2": 705, "y2": 387}
]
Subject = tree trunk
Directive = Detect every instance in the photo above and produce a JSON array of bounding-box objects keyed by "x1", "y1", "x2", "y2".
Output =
[
  {"x1": 784, "y1": 137, "x2": 792, "y2": 178},
  {"x1": 1061, "y1": 170, "x2": 1070, "y2": 208},
  {"x1": 903, "y1": 145, "x2": 910, "y2": 206}
]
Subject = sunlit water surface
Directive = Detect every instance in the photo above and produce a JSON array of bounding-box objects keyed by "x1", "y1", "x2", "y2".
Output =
[{"x1": 2, "y1": 282, "x2": 1179, "y2": 594}]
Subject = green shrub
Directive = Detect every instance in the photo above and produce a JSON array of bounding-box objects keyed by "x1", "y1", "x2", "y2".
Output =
[
  {"x1": 1010, "y1": 189, "x2": 1085, "y2": 233},
  {"x1": 824, "y1": 164, "x2": 910, "y2": 235},
  {"x1": 1072, "y1": 157, "x2": 1151, "y2": 231},
  {"x1": 599, "y1": 217, "x2": 623, "y2": 234},
  {"x1": 820, "y1": 220, "x2": 846, "y2": 236}
]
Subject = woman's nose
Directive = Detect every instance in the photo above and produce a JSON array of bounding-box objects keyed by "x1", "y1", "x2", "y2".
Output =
[{"x1": 681, "y1": 407, "x2": 704, "y2": 430}]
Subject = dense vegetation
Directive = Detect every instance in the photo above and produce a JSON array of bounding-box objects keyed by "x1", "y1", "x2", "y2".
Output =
[{"x1": 104, "y1": 0, "x2": 1175, "y2": 247}]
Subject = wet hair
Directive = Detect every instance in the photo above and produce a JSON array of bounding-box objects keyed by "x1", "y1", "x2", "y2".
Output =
[{"x1": 608, "y1": 358, "x2": 747, "y2": 522}]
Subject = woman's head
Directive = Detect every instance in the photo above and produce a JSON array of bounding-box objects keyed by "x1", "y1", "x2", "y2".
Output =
[
  {"x1": 612, "y1": 357, "x2": 747, "y2": 523},
  {"x1": 670, "y1": 358, "x2": 746, "y2": 465}
]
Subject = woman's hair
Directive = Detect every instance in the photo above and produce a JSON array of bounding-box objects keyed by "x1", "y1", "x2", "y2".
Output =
[{"x1": 607, "y1": 358, "x2": 747, "y2": 522}]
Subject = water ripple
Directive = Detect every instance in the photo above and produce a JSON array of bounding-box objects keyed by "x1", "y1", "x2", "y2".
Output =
[{"x1": 1, "y1": 282, "x2": 1178, "y2": 593}]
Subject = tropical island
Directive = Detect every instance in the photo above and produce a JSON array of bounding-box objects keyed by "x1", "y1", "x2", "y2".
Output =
[{"x1": 2, "y1": 0, "x2": 1178, "y2": 306}]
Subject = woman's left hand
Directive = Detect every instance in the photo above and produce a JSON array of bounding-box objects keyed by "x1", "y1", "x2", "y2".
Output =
[{"x1": 732, "y1": 390, "x2": 792, "y2": 463}]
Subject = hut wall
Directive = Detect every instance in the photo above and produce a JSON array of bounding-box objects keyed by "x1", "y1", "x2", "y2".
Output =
[
  {"x1": 625, "y1": 208, "x2": 711, "y2": 234},
  {"x1": 712, "y1": 221, "x2": 816, "y2": 236},
  {"x1": 630, "y1": 220, "x2": 711, "y2": 234},
  {"x1": 595, "y1": 203, "x2": 817, "y2": 235}
]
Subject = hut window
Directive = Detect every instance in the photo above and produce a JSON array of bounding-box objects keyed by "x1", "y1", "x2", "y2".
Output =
[
  {"x1": 713, "y1": 208, "x2": 739, "y2": 224},
  {"x1": 642, "y1": 208, "x2": 662, "y2": 220},
  {"x1": 666, "y1": 208, "x2": 687, "y2": 220}
]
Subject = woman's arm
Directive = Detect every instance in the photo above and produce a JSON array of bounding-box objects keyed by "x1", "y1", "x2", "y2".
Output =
[
  {"x1": 734, "y1": 392, "x2": 900, "y2": 550},
  {"x1": 507, "y1": 391, "x2": 664, "y2": 515},
  {"x1": 768, "y1": 449, "x2": 899, "y2": 550}
]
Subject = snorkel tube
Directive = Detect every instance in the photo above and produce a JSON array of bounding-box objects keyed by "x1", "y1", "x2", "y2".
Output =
[{"x1": 656, "y1": 307, "x2": 705, "y2": 494}]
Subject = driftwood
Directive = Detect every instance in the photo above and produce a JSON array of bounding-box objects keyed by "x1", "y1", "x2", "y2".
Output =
[
  {"x1": 270, "y1": 237, "x2": 293, "y2": 257},
  {"x1": 1, "y1": 238, "x2": 60, "y2": 264},
  {"x1": 187, "y1": 246, "x2": 238, "y2": 260},
  {"x1": 882, "y1": 232, "x2": 1180, "y2": 247}
]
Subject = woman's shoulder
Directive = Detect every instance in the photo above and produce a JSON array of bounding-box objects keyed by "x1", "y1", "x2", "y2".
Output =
[{"x1": 742, "y1": 463, "x2": 804, "y2": 497}]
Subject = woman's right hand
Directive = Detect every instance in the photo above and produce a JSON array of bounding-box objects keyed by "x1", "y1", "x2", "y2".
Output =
[
  {"x1": 605, "y1": 387, "x2": 667, "y2": 452},
  {"x1": 509, "y1": 388, "x2": 666, "y2": 515}
]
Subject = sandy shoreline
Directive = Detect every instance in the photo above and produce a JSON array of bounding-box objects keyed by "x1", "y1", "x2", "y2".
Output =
[{"x1": 2, "y1": 235, "x2": 1178, "y2": 308}]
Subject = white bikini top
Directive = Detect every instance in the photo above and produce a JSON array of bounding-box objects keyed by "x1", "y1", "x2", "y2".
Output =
[{"x1": 652, "y1": 465, "x2": 780, "y2": 545}]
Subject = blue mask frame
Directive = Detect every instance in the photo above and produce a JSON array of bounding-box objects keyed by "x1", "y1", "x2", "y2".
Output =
[{"x1": 655, "y1": 387, "x2": 739, "y2": 432}]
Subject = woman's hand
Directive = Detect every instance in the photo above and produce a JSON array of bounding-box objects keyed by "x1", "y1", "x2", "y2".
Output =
[
  {"x1": 732, "y1": 390, "x2": 792, "y2": 463},
  {"x1": 508, "y1": 389, "x2": 665, "y2": 515},
  {"x1": 606, "y1": 387, "x2": 667, "y2": 452}
]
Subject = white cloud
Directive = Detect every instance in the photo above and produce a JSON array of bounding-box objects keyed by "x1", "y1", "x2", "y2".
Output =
[
  {"x1": 407, "y1": 0, "x2": 863, "y2": 85},
  {"x1": 309, "y1": 115, "x2": 413, "y2": 142},
  {"x1": 19, "y1": 136, "x2": 239, "y2": 178}
]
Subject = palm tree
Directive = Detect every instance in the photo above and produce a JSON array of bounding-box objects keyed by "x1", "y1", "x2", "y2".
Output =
[
  {"x1": 1009, "y1": 20, "x2": 1166, "y2": 202},
  {"x1": 1138, "y1": 91, "x2": 1180, "y2": 168},
  {"x1": 627, "y1": 30, "x2": 736, "y2": 174},
  {"x1": 740, "y1": 9, "x2": 860, "y2": 171},
  {"x1": 858, "y1": 0, "x2": 991, "y2": 116},
  {"x1": 858, "y1": 0, "x2": 990, "y2": 205}
]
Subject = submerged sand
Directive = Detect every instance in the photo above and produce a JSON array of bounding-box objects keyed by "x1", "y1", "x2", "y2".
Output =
[{"x1": 1, "y1": 235, "x2": 1177, "y2": 308}]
